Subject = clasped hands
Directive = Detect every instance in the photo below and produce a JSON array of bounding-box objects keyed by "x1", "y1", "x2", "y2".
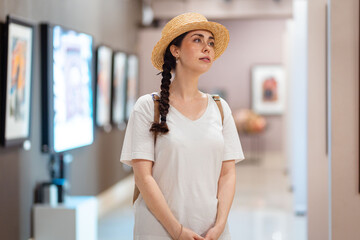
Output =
[{"x1": 176, "y1": 224, "x2": 224, "y2": 240}]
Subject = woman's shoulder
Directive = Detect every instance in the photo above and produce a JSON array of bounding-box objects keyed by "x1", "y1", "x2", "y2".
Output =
[
  {"x1": 133, "y1": 92, "x2": 158, "y2": 115},
  {"x1": 208, "y1": 94, "x2": 231, "y2": 112},
  {"x1": 208, "y1": 94, "x2": 233, "y2": 119}
]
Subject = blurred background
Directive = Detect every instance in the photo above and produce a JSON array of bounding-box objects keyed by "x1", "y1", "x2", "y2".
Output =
[{"x1": 0, "y1": 0, "x2": 358, "y2": 240}]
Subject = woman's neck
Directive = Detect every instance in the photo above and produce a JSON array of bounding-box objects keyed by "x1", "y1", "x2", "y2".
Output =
[{"x1": 169, "y1": 69, "x2": 202, "y2": 101}]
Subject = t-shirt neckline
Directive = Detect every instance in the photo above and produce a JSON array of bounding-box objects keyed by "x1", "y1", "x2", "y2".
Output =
[{"x1": 169, "y1": 93, "x2": 210, "y2": 123}]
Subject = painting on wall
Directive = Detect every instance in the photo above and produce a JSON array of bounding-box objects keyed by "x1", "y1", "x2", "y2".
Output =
[
  {"x1": 251, "y1": 65, "x2": 285, "y2": 115},
  {"x1": 125, "y1": 54, "x2": 139, "y2": 121},
  {"x1": 40, "y1": 23, "x2": 95, "y2": 153},
  {"x1": 0, "y1": 15, "x2": 34, "y2": 147},
  {"x1": 96, "y1": 45, "x2": 113, "y2": 131},
  {"x1": 111, "y1": 51, "x2": 127, "y2": 127}
]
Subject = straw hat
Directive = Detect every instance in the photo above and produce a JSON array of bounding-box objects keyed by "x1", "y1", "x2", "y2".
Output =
[{"x1": 151, "y1": 12, "x2": 230, "y2": 71}]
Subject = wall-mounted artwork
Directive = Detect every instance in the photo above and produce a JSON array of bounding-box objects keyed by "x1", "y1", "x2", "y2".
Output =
[
  {"x1": 96, "y1": 45, "x2": 113, "y2": 129},
  {"x1": 251, "y1": 65, "x2": 285, "y2": 115},
  {"x1": 0, "y1": 15, "x2": 34, "y2": 147},
  {"x1": 125, "y1": 54, "x2": 139, "y2": 121},
  {"x1": 40, "y1": 23, "x2": 94, "y2": 153},
  {"x1": 112, "y1": 51, "x2": 127, "y2": 126}
]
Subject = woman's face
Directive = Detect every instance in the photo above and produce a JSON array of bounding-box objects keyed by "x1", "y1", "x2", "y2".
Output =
[{"x1": 171, "y1": 29, "x2": 216, "y2": 74}]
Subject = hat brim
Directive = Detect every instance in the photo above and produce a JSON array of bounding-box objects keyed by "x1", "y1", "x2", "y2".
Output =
[{"x1": 151, "y1": 21, "x2": 229, "y2": 71}]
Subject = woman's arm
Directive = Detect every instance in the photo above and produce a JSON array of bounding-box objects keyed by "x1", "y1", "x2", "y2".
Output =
[
  {"x1": 205, "y1": 160, "x2": 236, "y2": 239},
  {"x1": 132, "y1": 159, "x2": 204, "y2": 240},
  {"x1": 133, "y1": 159, "x2": 181, "y2": 238},
  {"x1": 215, "y1": 160, "x2": 236, "y2": 228}
]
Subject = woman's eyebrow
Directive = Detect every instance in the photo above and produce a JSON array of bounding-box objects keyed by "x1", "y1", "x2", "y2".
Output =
[{"x1": 190, "y1": 33, "x2": 215, "y2": 40}]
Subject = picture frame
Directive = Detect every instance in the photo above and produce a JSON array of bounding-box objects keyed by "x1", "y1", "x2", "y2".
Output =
[
  {"x1": 125, "y1": 54, "x2": 139, "y2": 121},
  {"x1": 0, "y1": 15, "x2": 35, "y2": 147},
  {"x1": 40, "y1": 23, "x2": 95, "y2": 153},
  {"x1": 111, "y1": 51, "x2": 127, "y2": 127},
  {"x1": 251, "y1": 65, "x2": 285, "y2": 115},
  {"x1": 95, "y1": 45, "x2": 113, "y2": 131}
]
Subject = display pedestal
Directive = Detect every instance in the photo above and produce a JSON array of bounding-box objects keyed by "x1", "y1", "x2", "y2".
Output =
[{"x1": 33, "y1": 196, "x2": 98, "y2": 240}]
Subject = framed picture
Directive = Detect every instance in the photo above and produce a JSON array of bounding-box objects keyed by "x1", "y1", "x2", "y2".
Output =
[
  {"x1": 125, "y1": 54, "x2": 139, "y2": 121},
  {"x1": 40, "y1": 23, "x2": 94, "y2": 153},
  {"x1": 111, "y1": 51, "x2": 127, "y2": 127},
  {"x1": 251, "y1": 65, "x2": 285, "y2": 115},
  {"x1": 95, "y1": 45, "x2": 113, "y2": 130},
  {"x1": 0, "y1": 15, "x2": 35, "y2": 147}
]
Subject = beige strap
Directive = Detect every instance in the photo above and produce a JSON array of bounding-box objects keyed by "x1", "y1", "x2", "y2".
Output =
[
  {"x1": 211, "y1": 94, "x2": 224, "y2": 125},
  {"x1": 152, "y1": 93, "x2": 160, "y2": 143}
]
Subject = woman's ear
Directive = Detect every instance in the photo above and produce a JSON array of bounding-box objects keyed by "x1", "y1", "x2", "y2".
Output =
[{"x1": 169, "y1": 44, "x2": 179, "y2": 58}]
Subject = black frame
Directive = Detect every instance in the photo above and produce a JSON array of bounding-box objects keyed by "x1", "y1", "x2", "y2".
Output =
[
  {"x1": 40, "y1": 23, "x2": 95, "y2": 154},
  {"x1": 0, "y1": 15, "x2": 35, "y2": 147}
]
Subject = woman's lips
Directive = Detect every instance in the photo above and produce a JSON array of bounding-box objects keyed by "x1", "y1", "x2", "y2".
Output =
[{"x1": 200, "y1": 58, "x2": 210, "y2": 63}]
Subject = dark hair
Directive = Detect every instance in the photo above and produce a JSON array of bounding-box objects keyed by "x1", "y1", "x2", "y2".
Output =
[{"x1": 149, "y1": 31, "x2": 188, "y2": 138}]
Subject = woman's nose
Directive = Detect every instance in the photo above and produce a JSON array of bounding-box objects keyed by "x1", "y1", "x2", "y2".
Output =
[{"x1": 203, "y1": 43, "x2": 210, "y2": 53}]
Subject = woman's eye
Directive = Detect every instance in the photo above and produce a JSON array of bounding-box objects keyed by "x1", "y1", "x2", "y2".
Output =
[
  {"x1": 209, "y1": 42, "x2": 215, "y2": 47},
  {"x1": 194, "y1": 38, "x2": 201, "y2": 42}
]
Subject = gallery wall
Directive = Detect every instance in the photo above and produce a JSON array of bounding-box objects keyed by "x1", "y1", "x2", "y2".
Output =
[
  {"x1": 307, "y1": 0, "x2": 329, "y2": 239},
  {"x1": 0, "y1": 0, "x2": 141, "y2": 239},
  {"x1": 307, "y1": 0, "x2": 360, "y2": 239},
  {"x1": 330, "y1": 0, "x2": 360, "y2": 238}
]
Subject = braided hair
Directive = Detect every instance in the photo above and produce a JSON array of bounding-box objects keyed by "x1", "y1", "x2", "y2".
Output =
[{"x1": 149, "y1": 31, "x2": 188, "y2": 138}]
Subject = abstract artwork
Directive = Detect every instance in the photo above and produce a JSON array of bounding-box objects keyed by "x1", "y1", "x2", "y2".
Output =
[
  {"x1": 251, "y1": 65, "x2": 285, "y2": 115},
  {"x1": 112, "y1": 51, "x2": 127, "y2": 126},
  {"x1": 0, "y1": 16, "x2": 34, "y2": 147},
  {"x1": 96, "y1": 45, "x2": 113, "y2": 129},
  {"x1": 125, "y1": 54, "x2": 139, "y2": 121}
]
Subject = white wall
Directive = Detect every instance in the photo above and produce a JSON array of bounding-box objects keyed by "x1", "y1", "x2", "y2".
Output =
[{"x1": 286, "y1": 0, "x2": 308, "y2": 216}]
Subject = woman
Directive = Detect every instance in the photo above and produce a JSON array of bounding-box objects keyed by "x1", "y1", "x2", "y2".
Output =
[{"x1": 120, "y1": 12, "x2": 245, "y2": 240}]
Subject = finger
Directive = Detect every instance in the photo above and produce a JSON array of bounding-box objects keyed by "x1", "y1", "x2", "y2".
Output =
[{"x1": 193, "y1": 235, "x2": 205, "y2": 240}]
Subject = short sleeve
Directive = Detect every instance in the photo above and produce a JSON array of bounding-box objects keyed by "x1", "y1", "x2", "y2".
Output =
[
  {"x1": 220, "y1": 98, "x2": 245, "y2": 164},
  {"x1": 120, "y1": 94, "x2": 155, "y2": 167}
]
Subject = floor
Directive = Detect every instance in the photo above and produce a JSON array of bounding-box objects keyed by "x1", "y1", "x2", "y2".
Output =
[{"x1": 98, "y1": 153, "x2": 307, "y2": 240}]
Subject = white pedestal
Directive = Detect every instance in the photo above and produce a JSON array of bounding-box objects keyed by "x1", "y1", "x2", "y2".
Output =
[{"x1": 33, "y1": 196, "x2": 98, "y2": 240}]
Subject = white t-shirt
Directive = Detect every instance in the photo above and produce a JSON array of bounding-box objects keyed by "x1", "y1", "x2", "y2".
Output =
[{"x1": 120, "y1": 92, "x2": 245, "y2": 240}]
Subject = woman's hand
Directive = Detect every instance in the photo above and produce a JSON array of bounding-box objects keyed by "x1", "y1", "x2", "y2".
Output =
[
  {"x1": 204, "y1": 225, "x2": 224, "y2": 240},
  {"x1": 177, "y1": 226, "x2": 205, "y2": 240}
]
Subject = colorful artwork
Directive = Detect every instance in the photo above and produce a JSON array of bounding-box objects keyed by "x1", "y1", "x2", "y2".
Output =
[
  {"x1": 52, "y1": 25, "x2": 94, "y2": 152},
  {"x1": 96, "y1": 46, "x2": 113, "y2": 128},
  {"x1": 1, "y1": 16, "x2": 34, "y2": 147},
  {"x1": 251, "y1": 65, "x2": 285, "y2": 115},
  {"x1": 112, "y1": 52, "x2": 127, "y2": 125},
  {"x1": 262, "y1": 76, "x2": 278, "y2": 102},
  {"x1": 9, "y1": 38, "x2": 27, "y2": 121},
  {"x1": 125, "y1": 54, "x2": 139, "y2": 120}
]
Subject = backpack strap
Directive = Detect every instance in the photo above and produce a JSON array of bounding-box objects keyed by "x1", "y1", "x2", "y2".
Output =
[
  {"x1": 151, "y1": 92, "x2": 160, "y2": 143},
  {"x1": 151, "y1": 92, "x2": 160, "y2": 123},
  {"x1": 211, "y1": 94, "x2": 224, "y2": 125}
]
